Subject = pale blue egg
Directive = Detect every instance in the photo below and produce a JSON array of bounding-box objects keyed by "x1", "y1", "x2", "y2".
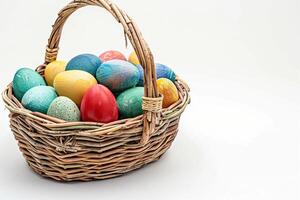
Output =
[{"x1": 21, "y1": 86, "x2": 57, "y2": 114}]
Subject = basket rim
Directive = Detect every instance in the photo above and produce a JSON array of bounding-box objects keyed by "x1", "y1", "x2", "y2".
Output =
[{"x1": 2, "y1": 76, "x2": 190, "y2": 137}]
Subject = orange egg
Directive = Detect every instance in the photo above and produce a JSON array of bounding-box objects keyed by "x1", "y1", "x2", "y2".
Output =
[{"x1": 157, "y1": 78, "x2": 179, "y2": 108}]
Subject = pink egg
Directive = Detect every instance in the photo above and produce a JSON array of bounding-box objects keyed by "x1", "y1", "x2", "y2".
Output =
[{"x1": 99, "y1": 50, "x2": 126, "y2": 62}]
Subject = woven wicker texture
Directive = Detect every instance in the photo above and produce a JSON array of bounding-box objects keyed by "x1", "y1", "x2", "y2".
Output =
[{"x1": 1, "y1": 0, "x2": 190, "y2": 181}]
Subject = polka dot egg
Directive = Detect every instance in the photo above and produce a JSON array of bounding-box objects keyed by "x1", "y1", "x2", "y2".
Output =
[{"x1": 47, "y1": 96, "x2": 80, "y2": 122}]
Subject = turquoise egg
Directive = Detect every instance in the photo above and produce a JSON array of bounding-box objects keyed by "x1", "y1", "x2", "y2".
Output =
[
  {"x1": 66, "y1": 54, "x2": 102, "y2": 76},
  {"x1": 13, "y1": 68, "x2": 46, "y2": 101},
  {"x1": 47, "y1": 96, "x2": 80, "y2": 122},
  {"x1": 21, "y1": 86, "x2": 57, "y2": 114},
  {"x1": 117, "y1": 87, "x2": 144, "y2": 118},
  {"x1": 96, "y1": 60, "x2": 139, "y2": 92}
]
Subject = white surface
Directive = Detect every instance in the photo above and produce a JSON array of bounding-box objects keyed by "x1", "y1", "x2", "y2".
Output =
[{"x1": 0, "y1": 0, "x2": 299, "y2": 199}]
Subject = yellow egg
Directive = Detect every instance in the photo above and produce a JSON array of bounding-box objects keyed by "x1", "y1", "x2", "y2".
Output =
[
  {"x1": 45, "y1": 61, "x2": 66, "y2": 86},
  {"x1": 128, "y1": 51, "x2": 140, "y2": 65},
  {"x1": 157, "y1": 78, "x2": 179, "y2": 108},
  {"x1": 53, "y1": 70, "x2": 97, "y2": 106}
]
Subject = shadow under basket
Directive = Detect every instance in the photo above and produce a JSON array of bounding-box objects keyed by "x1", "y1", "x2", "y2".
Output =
[{"x1": 1, "y1": 0, "x2": 191, "y2": 182}]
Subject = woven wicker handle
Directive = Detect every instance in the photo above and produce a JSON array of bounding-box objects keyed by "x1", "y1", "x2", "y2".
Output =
[{"x1": 44, "y1": 0, "x2": 162, "y2": 145}]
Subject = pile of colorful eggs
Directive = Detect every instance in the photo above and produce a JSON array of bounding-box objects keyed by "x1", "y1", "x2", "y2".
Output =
[{"x1": 12, "y1": 51, "x2": 179, "y2": 123}]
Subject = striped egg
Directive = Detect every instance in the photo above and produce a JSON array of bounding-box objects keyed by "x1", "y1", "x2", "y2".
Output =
[{"x1": 96, "y1": 60, "x2": 139, "y2": 92}]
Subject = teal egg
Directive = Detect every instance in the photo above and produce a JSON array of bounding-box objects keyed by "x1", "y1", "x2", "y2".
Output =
[
  {"x1": 66, "y1": 54, "x2": 102, "y2": 76},
  {"x1": 21, "y1": 86, "x2": 57, "y2": 114},
  {"x1": 47, "y1": 96, "x2": 80, "y2": 122},
  {"x1": 13, "y1": 68, "x2": 46, "y2": 101},
  {"x1": 96, "y1": 60, "x2": 139, "y2": 92},
  {"x1": 117, "y1": 87, "x2": 144, "y2": 118}
]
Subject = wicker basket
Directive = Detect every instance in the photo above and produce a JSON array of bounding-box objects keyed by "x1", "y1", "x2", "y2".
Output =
[{"x1": 1, "y1": 0, "x2": 190, "y2": 182}]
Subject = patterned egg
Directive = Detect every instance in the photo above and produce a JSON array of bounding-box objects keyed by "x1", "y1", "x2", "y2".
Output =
[
  {"x1": 128, "y1": 51, "x2": 140, "y2": 65},
  {"x1": 53, "y1": 70, "x2": 97, "y2": 106},
  {"x1": 117, "y1": 87, "x2": 144, "y2": 118},
  {"x1": 96, "y1": 60, "x2": 139, "y2": 92},
  {"x1": 47, "y1": 96, "x2": 80, "y2": 122},
  {"x1": 13, "y1": 68, "x2": 46, "y2": 101},
  {"x1": 66, "y1": 54, "x2": 102, "y2": 76},
  {"x1": 44, "y1": 60, "x2": 66, "y2": 86},
  {"x1": 157, "y1": 78, "x2": 179, "y2": 108},
  {"x1": 156, "y1": 63, "x2": 176, "y2": 81},
  {"x1": 99, "y1": 50, "x2": 126, "y2": 62},
  {"x1": 81, "y1": 84, "x2": 118, "y2": 123},
  {"x1": 21, "y1": 86, "x2": 57, "y2": 114}
]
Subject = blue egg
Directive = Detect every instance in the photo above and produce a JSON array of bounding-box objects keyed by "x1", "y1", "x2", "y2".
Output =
[
  {"x1": 156, "y1": 63, "x2": 176, "y2": 81},
  {"x1": 96, "y1": 60, "x2": 139, "y2": 92},
  {"x1": 66, "y1": 54, "x2": 102, "y2": 76},
  {"x1": 136, "y1": 65, "x2": 144, "y2": 86},
  {"x1": 21, "y1": 86, "x2": 57, "y2": 114},
  {"x1": 135, "y1": 63, "x2": 176, "y2": 86},
  {"x1": 13, "y1": 68, "x2": 46, "y2": 101}
]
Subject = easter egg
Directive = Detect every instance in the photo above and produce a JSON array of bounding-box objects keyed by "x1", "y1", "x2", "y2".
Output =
[
  {"x1": 135, "y1": 63, "x2": 176, "y2": 86},
  {"x1": 47, "y1": 96, "x2": 80, "y2": 122},
  {"x1": 81, "y1": 84, "x2": 118, "y2": 123},
  {"x1": 157, "y1": 78, "x2": 179, "y2": 108},
  {"x1": 136, "y1": 65, "x2": 144, "y2": 86},
  {"x1": 99, "y1": 50, "x2": 126, "y2": 62},
  {"x1": 128, "y1": 51, "x2": 140, "y2": 65},
  {"x1": 156, "y1": 63, "x2": 176, "y2": 82},
  {"x1": 66, "y1": 54, "x2": 102, "y2": 76},
  {"x1": 53, "y1": 70, "x2": 97, "y2": 106},
  {"x1": 13, "y1": 68, "x2": 46, "y2": 101},
  {"x1": 21, "y1": 86, "x2": 57, "y2": 114},
  {"x1": 117, "y1": 87, "x2": 144, "y2": 118},
  {"x1": 96, "y1": 60, "x2": 139, "y2": 92},
  {"x1": 44, "y1": 60, "x2": 66, "y2": 86}
]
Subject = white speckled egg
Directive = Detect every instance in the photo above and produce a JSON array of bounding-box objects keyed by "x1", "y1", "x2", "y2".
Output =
[{"x1": 47, "y1": 96, "x2": 80, "y2": 122}]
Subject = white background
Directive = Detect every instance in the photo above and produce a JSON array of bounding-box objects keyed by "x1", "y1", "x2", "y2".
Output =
[{"x1": 0, "y1": 0, "x2": 299, "y2": 199}]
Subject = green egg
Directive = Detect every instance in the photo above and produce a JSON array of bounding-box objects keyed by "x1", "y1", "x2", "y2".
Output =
[
  {"x1": 117, "y1": 87, "x2": 144, "y2": 118},
  {"x1": 21, "y1": 86, "x2": 57, "y2": 114},
  {"x1": 13, "y1": 68, "x2": 46, "y2": 101},
  {"x1": 47, "y1": 96, "x2": 80, "y2": 122}
]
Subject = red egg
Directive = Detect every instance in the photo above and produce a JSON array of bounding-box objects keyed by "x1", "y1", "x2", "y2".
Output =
[
  {"x1": 99, "y1": 50, "x2": 126, "y2": 62},
  {"x1": 81, "y1": 84, "x2": 119, "y2": 123}
]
